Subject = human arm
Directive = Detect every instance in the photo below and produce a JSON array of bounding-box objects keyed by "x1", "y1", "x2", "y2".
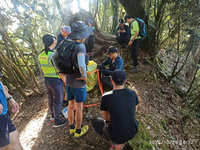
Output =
[
  {"x1": 100, "y1": 57, "x2": 110, "y2": 68},
  {"x1": 128, "y1": 21, "x2": 139, "y2": 47},
  {"x1": 2, "y1": 84, "x2": 19, "y2": 113},
  {"x1": 102, "y1": 111, "x2": 110, "y2": 122},
  {"x1": 76, "y1": 53, "x2": 87, "y2": 82},
  {"x1": 103, "y1": 57, "x2": 124, "y2": 76},
  {"x1": 100, "y1": 95, "x2": 110, "y2": 122},
  {"x1": 0, "y1": 103, "x2": 3, "y2": 114}
]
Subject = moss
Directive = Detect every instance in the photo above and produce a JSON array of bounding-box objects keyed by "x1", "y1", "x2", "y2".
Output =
[{"x1": 128, "y1": 123, "x2": 154, "y2": 150}]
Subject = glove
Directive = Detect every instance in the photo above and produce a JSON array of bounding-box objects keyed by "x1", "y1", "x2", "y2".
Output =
[
  {"x1": 97, "y1": 65, "x2": 103, "y2": 69},
  {"x1": 99, "y1": 67, "x2": 105, "y2": 73}
]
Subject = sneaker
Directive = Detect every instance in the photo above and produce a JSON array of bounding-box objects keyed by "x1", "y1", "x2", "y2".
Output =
[
  {"x1": 69, "y1": 128, "x2": 76, "y2": 135},
  {"x1": 130, "y1": 66, "x2": 139, "y2": 73},
  {"x1": 53, "y1": 119, "x2": 67, "y2": 128},
  {"x1": 73, "y1": 125, "x2": 89, "y2": 139},
  {"x1": 110, "y1": 143, "x2": 124, "y2": 150}
]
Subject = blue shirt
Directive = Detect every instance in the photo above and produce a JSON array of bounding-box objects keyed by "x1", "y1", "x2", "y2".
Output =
[
  {"x1": 101, "y1": 55, "x2": 124, "y2": 76},
  {"x1": 0, "y1": 82, "x2": 7, "y2": 115}
]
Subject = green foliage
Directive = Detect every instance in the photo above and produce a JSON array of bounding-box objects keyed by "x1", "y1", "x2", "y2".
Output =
[{"x1": 128, "y1": 123, "x2": 154, "y2": 150}]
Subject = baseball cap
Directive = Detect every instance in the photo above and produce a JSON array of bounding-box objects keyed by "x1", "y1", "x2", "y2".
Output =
[
  {"x1": 62, "y1": 26, "x2": 71, "y2": 34},
  {"x1": 112, "y1": 69, "x2": 126, "y2": 83},
  {"x1": 106, "y1": 46, "x2": 118, "y2": 55},
  {"x1": 42, "y1": 34, "x2": 57, "y2": 47},
  {"x1": 88, "y1": 19, "x2": 94, "y2": 24},
  {"x1": 119, "y1": 19, "x2": 124, "y2": 24},
  {"x1": 124, "y1": 14, "x2": 132, "y2": 22}
]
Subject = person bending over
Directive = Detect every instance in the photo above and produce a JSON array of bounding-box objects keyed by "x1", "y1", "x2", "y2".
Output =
[
  {"x1": 92, "y1": 69, "x2": 139, "y2": 150},
  {"x1": 99, "y1": 46, "x2": 124, "y2": 89}
]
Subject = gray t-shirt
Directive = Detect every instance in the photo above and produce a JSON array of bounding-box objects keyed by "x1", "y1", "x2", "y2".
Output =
[{"x1": 66, "y1": 43, "x2": 87, "y2": 88}]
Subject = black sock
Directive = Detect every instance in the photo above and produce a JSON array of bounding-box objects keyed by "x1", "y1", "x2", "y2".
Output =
[
  {"x1": 70, "y1": 124, "x2": 75, "y2": 129},
  {"x1": 76, "y1": 128, "x2": 81, "y2": 134}
]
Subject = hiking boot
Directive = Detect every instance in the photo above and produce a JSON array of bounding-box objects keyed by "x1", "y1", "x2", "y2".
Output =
[
  {"x1": 73, "y1": 125, "x2": 89, "y2": 139},
  {"x1": 53, "y1": 119, "x2": 67, "y2": 128},
  {"x1": 110, "y1": 143, "x2": 124, "y2": 150},
  {"x1": 130, "y1": 66, "x2": 139, "y2": 73},
  {"x1": 69, "y1": 128, "x2": 76, "y2": 135}
]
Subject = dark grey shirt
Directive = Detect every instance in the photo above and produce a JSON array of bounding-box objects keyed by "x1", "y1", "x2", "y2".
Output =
[{"x1": 66, "y1": 43, "x2": 87, "y2": 88}]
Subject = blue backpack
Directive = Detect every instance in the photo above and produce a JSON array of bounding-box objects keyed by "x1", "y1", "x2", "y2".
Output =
[{"x1": 134, "y1": 18, "x2": 147, "y2": 40}]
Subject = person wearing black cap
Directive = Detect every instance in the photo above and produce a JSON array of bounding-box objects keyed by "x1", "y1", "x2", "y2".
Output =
[
  {"x1": 0, "y1": 74, "x2": 22, "y2": 149},
  {"x1": 116, "y1": 19, "x2": 130, "y2": 47},
  {"x1": 66, "y1": 21, "x2": 93, "y2": 139},
  {"x1": 38, "y1": 34, "x2": 67, "y2": 128},
  {"x1": 92, "y1": 69, "x2": 139, "y2": 149},
  {"x1": 99, "y1": 46, "x2": 124, "y2": 89}
]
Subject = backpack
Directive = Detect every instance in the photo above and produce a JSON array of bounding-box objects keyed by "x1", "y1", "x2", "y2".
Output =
[
  {"x1": 134, "y1": 18, "x2": 147, "y2": 40},
  {"x1": 52, "y1": 39, "x2": 80, "y2": 74}
]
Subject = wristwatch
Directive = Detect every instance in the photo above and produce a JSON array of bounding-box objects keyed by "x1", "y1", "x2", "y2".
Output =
[{"x1": 7, "y1": 96, "x2": 12, "y2": 101}]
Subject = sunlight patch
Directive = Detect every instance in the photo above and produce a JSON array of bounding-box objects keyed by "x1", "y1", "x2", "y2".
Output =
[{"x1": 19, "y1": 110, "x2": 47, "y2": 150}]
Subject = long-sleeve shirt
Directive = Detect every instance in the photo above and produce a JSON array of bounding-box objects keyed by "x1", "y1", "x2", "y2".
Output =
[{"x1": 100, "y1": 55, "x2": 124, "y2": 76}]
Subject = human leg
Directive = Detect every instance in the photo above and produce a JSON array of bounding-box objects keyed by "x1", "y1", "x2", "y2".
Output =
[
  {"x1": 71, "y1": 87, "x2": 88, "y2": 138},
  {"x1": 45, "y1": 84, "x2": 54, "y2": 118},
  {"x1": 9, "y1": 130, "x2": 22, "y2": 150}
]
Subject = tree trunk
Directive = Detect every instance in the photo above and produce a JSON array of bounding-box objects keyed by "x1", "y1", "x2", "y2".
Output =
[
  {"x1": 111, "y1": 0, "x2": 119, "y2": 34},
  {"x1": 118, "y1": 0, "x2": 145, "y2": 19}
]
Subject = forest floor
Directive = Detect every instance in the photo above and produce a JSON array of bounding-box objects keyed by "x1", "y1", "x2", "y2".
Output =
[{"x1": 11, "y1": 45, "x2": 200, "y2": 150}]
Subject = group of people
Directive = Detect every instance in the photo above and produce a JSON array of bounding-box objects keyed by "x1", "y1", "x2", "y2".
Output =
[
  {"x1": 116, "y1": 15, "x2": 142, "y2": 73},
  {"x1": 0, "y1": 15, "x2": 140, "y2": 150}
]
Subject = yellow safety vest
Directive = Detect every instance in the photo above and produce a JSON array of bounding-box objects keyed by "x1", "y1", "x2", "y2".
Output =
[{"x1": 38, "y1": 50, "x2": 60, "y2": 78}]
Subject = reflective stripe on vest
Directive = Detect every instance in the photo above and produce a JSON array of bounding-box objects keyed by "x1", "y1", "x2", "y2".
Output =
[{"x1": 38, "y1": 50, "x2": 60, "y2": 78}]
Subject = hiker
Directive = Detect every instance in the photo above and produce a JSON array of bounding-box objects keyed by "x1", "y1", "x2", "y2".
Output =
[
  {"x1": 92, "y1": 69, "x2": 139, "y2": 150},
  {"x1": 125, "y1": 14, "x2": 141, "y2": 73},
  {"x1": 116, "y1": 19, "x2": 130, "y2": 47},
  {"x1": 38, "y1": 34, "x2": 67, "y2": 127},
  {"x1": 85, "y1": 19, "x2": 95, "y2": 60},
  {"x1": 66, "y1": 21, "x2": 93, "y2": 138},
  {"x1": 55, "y1": 26, "x2": 71, "y2": 106},
  {"x1": 55, "y1": 26, "x2": 71, "y2": 49},
  {"x1": 0, "y1": 73, "x2": 23, "y2": 150},
  {"x1": 99, "y1": 46, "x2": 124, "y2": 89}
]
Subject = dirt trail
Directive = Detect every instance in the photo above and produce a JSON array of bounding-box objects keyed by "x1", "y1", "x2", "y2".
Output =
[{"x1": 12, "y1": 46, "x2": 200, "y2": 150}]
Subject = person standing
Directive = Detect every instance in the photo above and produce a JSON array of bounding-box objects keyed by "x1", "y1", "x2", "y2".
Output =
[
  {"x1": 85, "y1": 19, "x2": 95, "y2": 60},
  {"x1": 92, "y1": 69, "x2": 139, "y2": 150},
  {"x1": 0, "y1": 73, "x2": 23, "y2": 150},
  {"x1": 39, "y1": 34, "x2": 67, "y2": 127},
  {"x1": 125, "y1": 14, "x2": 141, "y2": 73},
  {"x1": 66, "y1": 21, "x2": 93, "y2": 139},
  {"x1": 55, "y1": 26, "x2": 71, "y2": 49}
]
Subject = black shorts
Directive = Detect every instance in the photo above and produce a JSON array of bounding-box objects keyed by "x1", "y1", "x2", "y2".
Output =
[{"x1": 0, "y1": 112, "x2": 16, "y2": 148}]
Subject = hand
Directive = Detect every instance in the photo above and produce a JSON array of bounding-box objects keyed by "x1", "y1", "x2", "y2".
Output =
[
  {"x1": 99, "y1": 67, "x2": 105, "y2": 73},
  {"x1": 76, "y1": 77, "x2": 87, "y2": 83},
  {"x1": 0, "y1": 103, "x2": 3, "y2": 114},
  {"x1": 59, "y1": 73, "x2": 66, "y2": 86},
  {"x1": 9, "y1": 98, "x2": 20, "y2": 113},
  {"x1": 128, "y1": 40, "x2": 133, "y2": 47},
  {"x1": 121, "y1": 29, "x2": 126, "y2": 33}
]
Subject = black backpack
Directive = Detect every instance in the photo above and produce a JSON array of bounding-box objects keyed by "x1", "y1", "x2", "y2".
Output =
[{"x1": 52, "y1": 39, "x2": 80, "y2": 74}]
